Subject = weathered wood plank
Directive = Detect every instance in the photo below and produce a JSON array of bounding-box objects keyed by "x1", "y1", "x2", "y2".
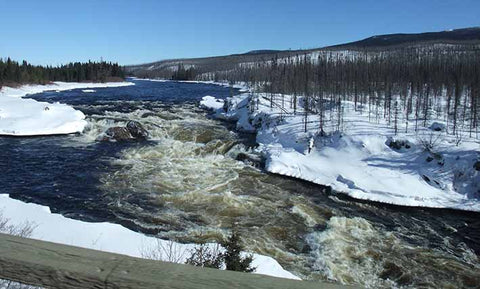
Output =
[{"x1": 0, "y1": 233, "x2": 351, "y2": 289}]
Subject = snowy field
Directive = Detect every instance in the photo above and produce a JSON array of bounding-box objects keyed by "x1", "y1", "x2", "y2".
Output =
[
  {"x1": 0, "y1": 194, "x2": 299, "y2": 280},
  {"x1": 202, "y1": 92, "x2": 480, "y2": 212},
  {"x1": 0, "y1": 81, "x2": 134, "y2": 136}
]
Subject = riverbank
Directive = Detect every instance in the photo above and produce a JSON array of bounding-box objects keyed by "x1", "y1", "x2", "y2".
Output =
[
  {"x1": 0, "y1": 194, "x2": 299, "y2": 280},
  {"x1": 130, "y1": 77, "x2": 249, "y2": 92},
  {"x1": 0, "y1": 81, "x2": 135, "y2": 136},
  {"x1": 202, "y1": 92, "x2": 480, "y2": 212}
]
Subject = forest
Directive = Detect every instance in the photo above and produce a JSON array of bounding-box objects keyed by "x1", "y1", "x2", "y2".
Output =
[
  {"x1": 161, "y1": 44, "x2": 480, "y2": 139},
  {"x1": 0, "y1": 58, "x2": 125, "y2": 87}
]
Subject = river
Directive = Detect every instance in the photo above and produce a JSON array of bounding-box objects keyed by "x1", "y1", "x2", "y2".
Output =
[{"x1": 1, "y1": 79, "x2": 479, "y2": 288}]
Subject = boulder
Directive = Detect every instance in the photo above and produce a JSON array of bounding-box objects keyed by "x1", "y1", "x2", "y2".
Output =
[
  {"x1": 429, "y1": 122, "x2": 446, "y2": 132},
  {"x1": 235, "y1": 152, "x2": 265, "y2": 169},
  {"x1": 103, "y1": 127, "x2": 132, "y2": 141},
  {"x1": 126, "y1": 121, "x2": 149, "y2": 139},
  {"x1": 100, "y1": 121, "x2": 148, "y2": 142},
  {"x1": 474, "y1": 161, "x2": 480, "y2": 171}
]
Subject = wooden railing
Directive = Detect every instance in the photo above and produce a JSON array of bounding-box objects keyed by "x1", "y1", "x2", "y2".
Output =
[{"x1": 0, "y1": 233, "x2": 352, "y2": 289}]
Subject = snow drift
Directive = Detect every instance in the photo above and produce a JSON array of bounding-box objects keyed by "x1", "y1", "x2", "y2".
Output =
[{"x1": 0, "y1": 81, "x2": 134, "y2": 136}]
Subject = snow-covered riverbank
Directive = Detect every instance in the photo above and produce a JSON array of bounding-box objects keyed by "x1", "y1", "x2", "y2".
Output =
[
  {"x1": 0, "y1": 194, "x2": 299, "y2": 280},
  {"x1": 130, "y1": 77, "x2": 249, "y2": 92},
  {"x1": 0, "y1": 81, "x2": 134, "y2": 136},
  {"x1": 202, "y1": 92, "x2": 480, "y2": 212}
]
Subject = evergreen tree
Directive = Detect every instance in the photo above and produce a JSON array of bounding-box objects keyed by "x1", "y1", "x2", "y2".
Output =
[
  {"x1": 222, "y1": 229, "x2": 256, "y2": 273},
  {"x1": 185, "y1": 244, "x2": 223, "y2": 269}
]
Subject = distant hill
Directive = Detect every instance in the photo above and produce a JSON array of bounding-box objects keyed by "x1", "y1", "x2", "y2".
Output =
[
  {"x1": 329, "y1": 27, "x2": 480, "y2": 49},
  {"x1": 126, "y1": 27, "x2": 480, "y2": 78},
  {"x1": 241, "y1": 50, "x2": 283, "y2": 55}
]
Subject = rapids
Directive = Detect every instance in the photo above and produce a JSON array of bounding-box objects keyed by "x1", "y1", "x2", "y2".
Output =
[{"x1": 1, "y1": 79, "x2": 479, "y2": 288}]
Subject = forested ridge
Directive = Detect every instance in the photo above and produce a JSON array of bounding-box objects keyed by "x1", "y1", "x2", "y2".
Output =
[
  {"x1": 217, "y1": 44, "x2": 480, "y2": 136},
  {"x1": 0, "y1": 58, "x2": 125, "y2": 87},
  {"x1": 129, "y1": 28, "x2": 480, "y2": 139}
]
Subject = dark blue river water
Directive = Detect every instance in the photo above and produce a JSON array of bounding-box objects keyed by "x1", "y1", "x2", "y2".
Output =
[
  {"x1": 0, "y1": 78, "x2": 479, "y2": 288},
  {"x1": 0, "y1": 79, "x2": 238, "y2": 221}
]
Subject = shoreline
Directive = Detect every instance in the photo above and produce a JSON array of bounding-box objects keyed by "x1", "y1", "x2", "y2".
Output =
[
  {"x1": 200, "y1": 91, "x2": 480, "y2": 213},
  {"x1": 0, "y1": 194, "x2": 300, "y2": 280},
  {"x1": 0, "y1": 81, "x2": 135, "y2": 136},
  {"x1": 129, "y1": 77, "x2": 249, "y2": 92},
  {"x1": 265, "y1": 168, "x2": 480, "y2": 216}
]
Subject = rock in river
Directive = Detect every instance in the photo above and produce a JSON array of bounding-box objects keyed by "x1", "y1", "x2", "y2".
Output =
[
  {"x1": 100, "y1": 121, "x2": 148, "y2": 141},
  {"x1": 126, "y1": 120, "x2": 149, "y2": 139}
]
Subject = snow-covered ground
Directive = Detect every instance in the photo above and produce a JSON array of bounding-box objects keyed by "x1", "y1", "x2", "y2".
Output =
[
  {"x1": 0, "y1": 194, "x2": 299, "y2": 280},
  {"x1": 130, "y1": 77, "x2": 249, "y2": 92},
  {"x1": 204, "y1": 92, "x2": 480, "y2": 212},
  {"x1": 0, "y1": 81, "x2": 134, "y2": 136}
]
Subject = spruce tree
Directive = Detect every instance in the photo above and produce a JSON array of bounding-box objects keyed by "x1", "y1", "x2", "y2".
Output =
[{"x1": 222, "y1": 229, "x2": 256, "y2": 273}]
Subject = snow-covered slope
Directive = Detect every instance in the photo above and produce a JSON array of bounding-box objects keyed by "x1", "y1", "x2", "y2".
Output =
[
  {"x1": 209, "y1": 92, "x2": 480, "y2": 212},
  {"x1": 0, "y1": 81, "x2": 134, "y2": 136},
  {"x1": 0, "y1": 194, "x2": 299, "y2": 280}
]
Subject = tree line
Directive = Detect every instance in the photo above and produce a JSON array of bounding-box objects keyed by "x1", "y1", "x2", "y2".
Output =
[
  {"x1": 0, "y1": 57, "x2": 125, "y2": 87},
  {"x1": 185, "y1": 44, "x2": 479, "y2": 139},
  {"x1": 171, "y1": 64, "x2": 196, "y2": 81}
]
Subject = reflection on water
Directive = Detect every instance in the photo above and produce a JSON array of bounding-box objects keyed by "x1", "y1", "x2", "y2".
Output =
[{"x1": 1, "y1": 80, "x2": 479, "y2": 288}]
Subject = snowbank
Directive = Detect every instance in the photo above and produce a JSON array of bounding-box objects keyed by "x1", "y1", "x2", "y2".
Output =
[
  {"x1": 0, "y1": 194, "x2": 299, "y2": 280},
  {"x1": 212, "y1": 92, "x2": 480, "y2": 212},
  {"x1": 0, "y1": 81, "x2": 134, "y2": 136},
  {"x1": 131, "y1": 77, "x2": 249, "y2": 92},
  {"x1": 200, "y1": 95, "x2": 224, "y2": 110}
]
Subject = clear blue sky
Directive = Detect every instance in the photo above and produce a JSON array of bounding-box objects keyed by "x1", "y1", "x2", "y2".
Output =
[{"x1": 0, "y1": 0, "x2": 478, "y2": 66}]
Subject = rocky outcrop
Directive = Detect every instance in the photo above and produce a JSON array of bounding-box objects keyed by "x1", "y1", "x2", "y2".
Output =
[
  {"x1": 100, "y1": 121, "x2": 148, "y2": 141},
  {"x1": 235, "y1": 152, "x2": 265, "y2": 169}
]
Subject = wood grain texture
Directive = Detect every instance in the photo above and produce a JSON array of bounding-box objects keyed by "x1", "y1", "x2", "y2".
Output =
[{"x1": 0, "y1": 233, "x2": 352, "y2": 289}]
